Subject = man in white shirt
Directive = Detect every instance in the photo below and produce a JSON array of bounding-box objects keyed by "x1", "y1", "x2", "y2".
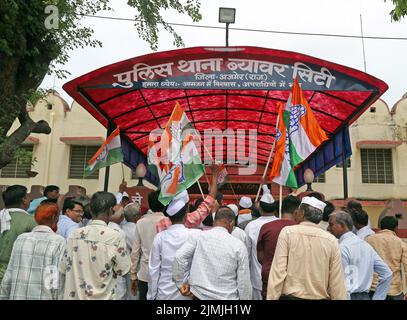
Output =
[
  {"x1": 57, "y1": 198, "x2": 84, "y2": 239},
  {"x1": 228, "y1": 204, "x2": 249, "y2": 250},
  {"x1": 130, "y1": 190, "x2": 165, "y2": 300},
  {"x1": 119, "y1": 203, "x2": 141, "y2": 300},
  {"x1": 173, "y1": 207, "x2": 252, "y2": 300},
  {"x1": 244, "y1": 184, "x2": 279, "y2": 300},
  {"x1": 328, "y1": 211, "x2": 392, "y2": 300},
  {"x1": 148, "y1": 191, "x2": 201, "y2": 300},
  {"x1": 121, "y1": 203, "x2": 141, "y2": 252}
]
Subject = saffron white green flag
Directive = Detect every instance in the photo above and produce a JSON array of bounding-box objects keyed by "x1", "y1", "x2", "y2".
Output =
[
  {"x1": 148, "y1": 102, "x2": 205, "y2": 205},
  {"x1": 269, "y1": 101, "x2": 298, "y2": 188},
  {"x1": 84, "y1": 127, "x2": 123, "y2": 176},
  {"x1": 269, "y1": 79, "x2": 328, "y2": 188}
]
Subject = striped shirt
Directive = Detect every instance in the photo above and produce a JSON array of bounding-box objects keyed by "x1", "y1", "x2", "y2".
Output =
[{"x1": 0, "y1": 225, "x2": 66, "y2": 300}]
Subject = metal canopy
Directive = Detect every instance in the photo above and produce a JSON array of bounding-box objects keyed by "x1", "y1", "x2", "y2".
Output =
[{"x1": 63, "y1": 46, "x2": 388, "y2": 186}]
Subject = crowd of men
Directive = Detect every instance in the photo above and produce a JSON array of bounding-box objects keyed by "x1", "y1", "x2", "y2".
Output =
[{"x1": 0, "y1": 166, "x2": 406, "y2": 300}]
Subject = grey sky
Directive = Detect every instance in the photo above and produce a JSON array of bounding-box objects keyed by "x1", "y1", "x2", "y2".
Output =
[{"x1": 41, "y1": 0, "x2": 407, "y2": 109}]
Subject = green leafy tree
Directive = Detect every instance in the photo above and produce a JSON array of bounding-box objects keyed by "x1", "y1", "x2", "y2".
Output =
[
  {"x1": 386, "y1": 0, "x2": 407, "y2": 21},
  {"x1": 0, "y1": 0, "x2": 201, "y2": 169}
]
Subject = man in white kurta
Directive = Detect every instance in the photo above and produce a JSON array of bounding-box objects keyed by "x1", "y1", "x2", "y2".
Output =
[
  {"x1": 244, "y1": 185, "x2": 279, "y2": 300},
  {"x1": 147, "y1": 191, "x2": 201, "y2": 300}
]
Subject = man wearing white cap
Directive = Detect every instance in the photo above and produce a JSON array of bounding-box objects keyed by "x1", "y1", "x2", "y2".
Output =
[
  {"x1": 228, "y1": 204, "x2": 249, "y2": 251},
  {"x1": 267, "y1": 196, "x2": 347, "y2": 300},
  {"x1": 155, "y1": 164, "x2": 220, "y2": 232},
  {"x1": 237, "y1": 196, "x2": 253, "y2": 230},
  {"x1": 148, "y1": 190, "x2": 201, "y2": 300},
  {"x1": 244, "y1": 184, "x2": 279, "y2": 300}
]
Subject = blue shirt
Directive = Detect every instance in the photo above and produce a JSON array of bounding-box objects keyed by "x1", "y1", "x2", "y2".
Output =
[
  {"x1": 27, "y1": 197, "x2": 47, "y2": 215},
  {"x1": 57, "y1": 215, "x2": 79, "y2": 239},
  {"x1": 339, "y1": 231, "x2": 392, "y2": 300}
]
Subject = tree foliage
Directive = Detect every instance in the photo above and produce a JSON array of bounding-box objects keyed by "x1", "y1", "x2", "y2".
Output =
[
  {"x1": 0, "y1": 0, "x2": 202, "y2": 169},
  {"x1": 386, "y1": 0, "x2": 407, "y2": 21}
]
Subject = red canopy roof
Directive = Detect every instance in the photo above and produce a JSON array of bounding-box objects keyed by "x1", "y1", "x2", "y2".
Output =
[{"x1": 63, "y1": 46, "x2": 387, "y2": 167}]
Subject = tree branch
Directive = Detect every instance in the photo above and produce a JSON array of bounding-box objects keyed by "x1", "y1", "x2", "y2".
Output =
[
  {"x1": 0, "y1": 111, "x2": 50, "y2": 169},
  {"x1": 32, "y1": 120, "x2": 51, "y2": 134}
]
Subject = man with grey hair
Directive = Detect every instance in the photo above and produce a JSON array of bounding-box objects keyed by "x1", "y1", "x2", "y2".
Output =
[
  {"x1": 122, "y1": 203, "x2": 141, "y2": 252},
  {"x1": 328, "y1": 211, "x2": 392, "y2": 300},
  {"x1": 119, "y1": 203, "x2": 141, "y2": 301},
  {"x1": 267, "y1": 196, "x2": 347, "y2": 300},
  {"x1": 173, "y1": 206, "x2": 252, "y2": 300}
]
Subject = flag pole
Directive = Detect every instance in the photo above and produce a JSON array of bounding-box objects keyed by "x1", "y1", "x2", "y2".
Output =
[
  {"x1": 255, "y1": 137, "x2": 277, "y2": 202},
  {"x1": 104, "y1": 123, "x2": 115, "y2": 192},
  {"x1": 279, "y1": 184, "x2": 283, "y2": 218},
  {"x1": 197, "y1": 180, "x2": 205, "y2": 199},
  {"x1": 121, "y1": 163, "x2": 125, "y2": 181}
]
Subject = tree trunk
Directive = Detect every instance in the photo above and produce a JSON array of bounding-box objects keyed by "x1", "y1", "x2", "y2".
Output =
[{"x1": 0, "y1": 54, "x2": 52, "y2": 169}]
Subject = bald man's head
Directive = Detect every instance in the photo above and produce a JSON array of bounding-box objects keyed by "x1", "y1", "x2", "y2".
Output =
[{"x1": 213, "y1": 206, "x2": 235, "y2": 233}]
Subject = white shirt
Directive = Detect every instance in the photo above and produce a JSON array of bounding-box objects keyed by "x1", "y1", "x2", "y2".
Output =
[
  {"x1": 244, "y1": 215, "x2": 279, "y2": 291},
  {"x1": 147, "y1": 224, "x2": 201, "y2": 300},
  {"x1": 108, "y1": 221, "x2": 128, "y2": 300},
  {"x1": 57, "y1": 215, "x2": 79, "y2": 239},
  {"x1": 231, "y1": 227, "x2": 249, "y2": 253},
  {"x1": 339, "y1": 231, "x2": 392, "y2": 299},
  {"x1": 356, "y1": 226, "x2": 375, "y2": 240},
  {"x1": 173, "y1": 226, "x2": 252, "y2": 300},
  {"x1": 121, "y1": 221, "x2": 137, "y2": 252}
]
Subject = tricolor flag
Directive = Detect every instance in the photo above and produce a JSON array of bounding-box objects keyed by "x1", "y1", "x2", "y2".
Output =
[
  {"x1": 84, "y1": 127, "x2": 124, "y2": 176},
  {"x1": 148, "y1": 102, "x2": 205, "y2": 205},
  {"x1": 269, "y1": 79, "x2": 328, "y2": 188},
  {"x1": 288, "y1": 78, "x2": 328, "y2": 167},
  {"x1": 269, "y1": 102, "x2": 298, "y2": 188}
]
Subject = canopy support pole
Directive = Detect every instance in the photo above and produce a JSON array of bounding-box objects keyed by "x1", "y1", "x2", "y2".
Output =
[{"x1": 342, "y1": 128, "x2": 348, "y2": 200}]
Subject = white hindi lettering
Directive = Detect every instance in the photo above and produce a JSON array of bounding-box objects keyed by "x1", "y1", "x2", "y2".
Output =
[
  {"x1": 313, "y1": 67, "x2": 336, "y2": 89},
  {"x1": 292, "y1": 62, "x2": 336, "y2": 88},
  {"x1": 226, "y1": 59, "x2": 260, "y2": 73},
  {"x1": 112, "y1": 70, "x2": 135, "y2": 89},
  {"x1": 226, "y1": 59, "x2": 290, "y2": 77},
  {"x1": 132, "y1": 192, "x2": 143, "y2": 205},
  {"x1": 177, "y1": 58, "x2": 222, "y2": 73},
  {"x1": 292, "y1": 62, "x2": 314, "y2": 83},
  {"x1": 112, "y1": 62, "x2": 174, "y2": 88}
]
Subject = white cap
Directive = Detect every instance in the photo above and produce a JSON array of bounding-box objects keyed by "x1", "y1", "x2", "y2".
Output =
[
  {"x1": 260, "y1": 193, "x2": 275, "y2": 204},
  {"x1": 227, "y1": 204, "x2": 239, "y2": 216},
  {"x1": 237, "y1": 213, "x2": 252, "y2": 225},
  {"x1": 166, "y1": 190, "x2": 189, "y2": 216},
  {"x1": 301, "y1": 196, "x2": 326, "y2": 212},
  {"x1": 239, "y1": 196, "x2": 252, "y2": 209}
]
